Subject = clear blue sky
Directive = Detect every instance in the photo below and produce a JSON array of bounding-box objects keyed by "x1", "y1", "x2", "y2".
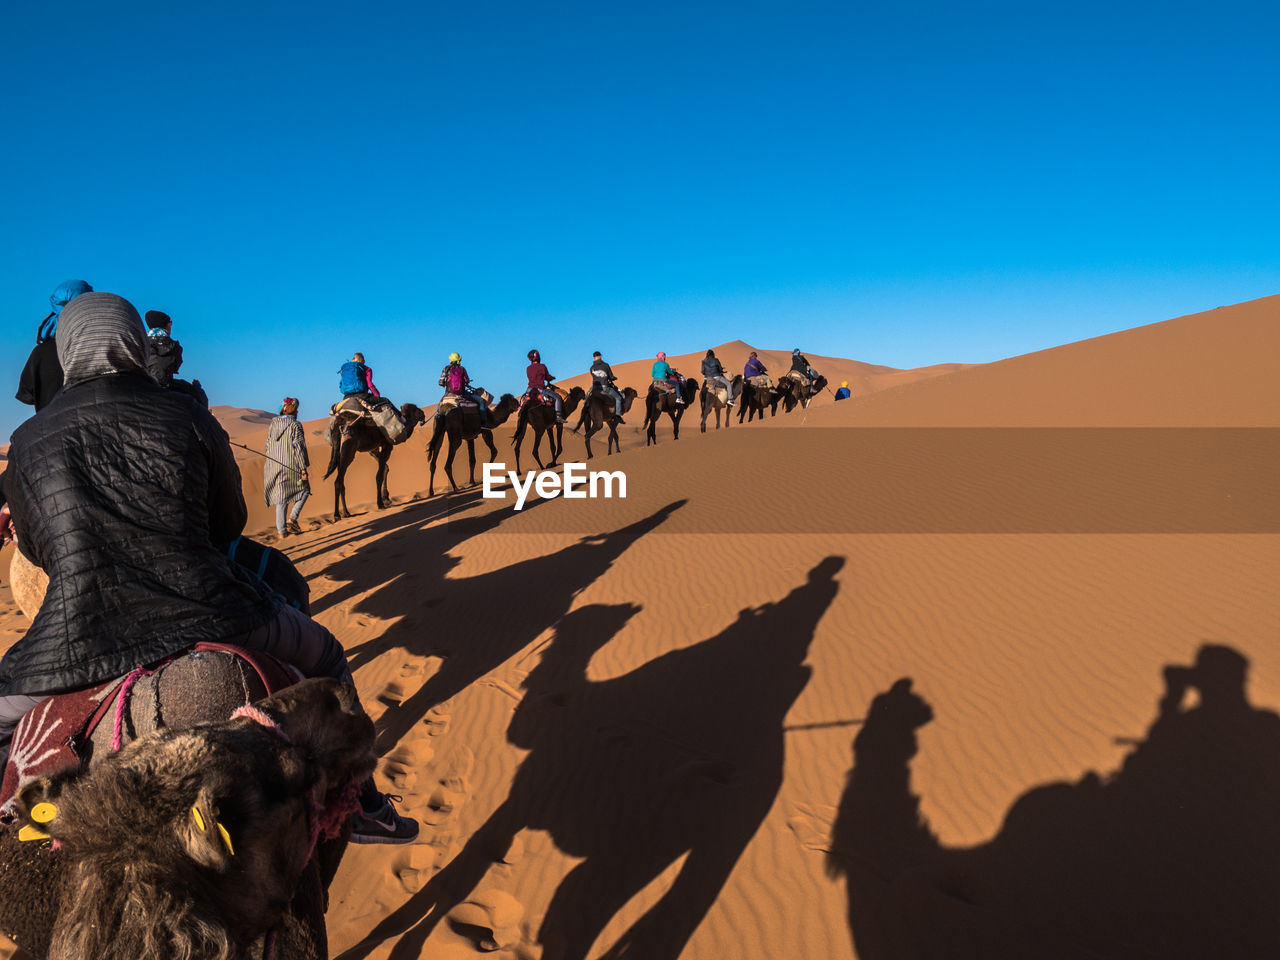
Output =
[{"x1": 3, "y1": 0, "x2": 1278, "y2": 437}]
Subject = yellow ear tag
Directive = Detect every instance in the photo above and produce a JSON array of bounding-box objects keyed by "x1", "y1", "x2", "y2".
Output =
[
  {"x1": 191, "y1": 806, "x2": 207, "y2": 832},
  {"x1": 30, "y1": 802, "x2": 58, "y2": 824},
  {"x1": 216, "y1": 823, "x2": 235, "y2": 856},
  {"x1": 18, "y1": 824, "x2": 50, "y2": 842}
]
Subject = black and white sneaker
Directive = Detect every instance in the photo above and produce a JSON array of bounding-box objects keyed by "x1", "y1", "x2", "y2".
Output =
[{"x1": 350, "y1": 794, "x2": 419, "y2": 845}]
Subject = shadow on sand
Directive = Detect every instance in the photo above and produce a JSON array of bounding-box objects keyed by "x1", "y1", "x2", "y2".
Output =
[
  {"x1": 827, "y1": 645, "x2": 1280, "y2": 959},
  {"x1": 322, "y1": 499, "x2": 687, "y2": 754},
  {"x1": 339, "y1": 555, "x2": 845, "y2": 960}
]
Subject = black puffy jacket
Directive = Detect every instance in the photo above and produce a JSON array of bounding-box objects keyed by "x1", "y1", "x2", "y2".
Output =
[
  {"x1": 15, "y1": 339, "x2": 63, "y2": 410},
  {"x1": 0, "y1": 373, "x2": 279, "y2": 697},
  {"x1": 147, "y1": 334, "x2": 184, "y2": 384}
]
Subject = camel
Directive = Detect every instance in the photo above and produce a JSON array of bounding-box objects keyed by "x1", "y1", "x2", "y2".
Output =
[
  {"x1": 643, "y1": 376, "x2": 699, "y2": 446},
  {"x1": 426, "y1": 393, "x2": 521, "y2": 497},
  {"x1": 571, "y1": 386, "x2": 639, "y2": 459},
  {"x1": 322, "y1": 402, "x2": 426, "y2": 520},
  {"x1": 1, "y1": 676, "x2": 375, "y2": 960},
  {"x1": 699, "y1": 374, "x2": 743, "y2": 432},
  {"x1": 777, "y1": 372, "x2": 828, "y2": 412},
  {"x1": 737, "y1": 378, "x2": 784, "y2": 423},
  {"x1": 511, "y1": 386, "x2": 587, "y2": 473}
]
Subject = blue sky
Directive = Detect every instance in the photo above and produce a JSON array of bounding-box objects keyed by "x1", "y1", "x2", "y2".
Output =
[{"x1": 3, "y1": 0, "x2": 1278, "y2": 436}]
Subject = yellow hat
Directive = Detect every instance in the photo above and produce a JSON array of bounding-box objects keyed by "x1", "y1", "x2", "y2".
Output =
[
  {"x1": 449, "y1": 352, "x2": 461, "y2": 363},
  {"x1": 841, "y1": 381, "x2": 849, "y2": 388}
]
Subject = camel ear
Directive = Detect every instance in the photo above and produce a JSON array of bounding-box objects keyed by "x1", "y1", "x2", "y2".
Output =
[{"x1": 178, "y1": 786, "x2": 236, "y2": 871}]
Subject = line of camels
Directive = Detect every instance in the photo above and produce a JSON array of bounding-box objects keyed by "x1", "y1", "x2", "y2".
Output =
[{"x1": 323, "y1": 368, "x2": 830, "y2": 519}]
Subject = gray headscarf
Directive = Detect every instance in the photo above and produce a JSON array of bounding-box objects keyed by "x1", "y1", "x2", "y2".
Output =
[{"x1": 55, "y1": 292, "x2": 151, "y2": 386}]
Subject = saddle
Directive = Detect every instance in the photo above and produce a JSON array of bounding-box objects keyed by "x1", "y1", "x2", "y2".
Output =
[
  {"x1": 704, "y1": 381, "x2": 729, "y2": 404},
  {"x1": 650, "y1": 378, "x2": 677, "y2": 394},
  {"x1": 329, "y1": 395, "x2": 391, "y2": 419},
  {"x1": 0, "y1": 645, "x2": 299, "y2": 824},
  {"x1": 747, "y1": 375, "x2": 774, "y2": 390}
]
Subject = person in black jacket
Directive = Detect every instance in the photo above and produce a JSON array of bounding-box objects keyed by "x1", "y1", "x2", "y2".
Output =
[
  {"x1": 589, "y1": 350, "x2": 625, "y2": 420},
  {"x1": 14, "y1": 278, "x2": 93, "y2": 412},
  {"x1": 701, "y1": 349, "x2": 734, "y2": 406},
  {"x1": 0, "y1": 292, "x2": 416, "y2": 844},
  {"x1": 146, "y1": 309, "x2": 209, "y2": 406},
  {"x1": 789, "y1": 347, "x2": 820, "y2": 384}
]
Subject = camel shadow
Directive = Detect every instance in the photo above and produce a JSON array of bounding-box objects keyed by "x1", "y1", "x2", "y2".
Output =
[
  {"x1": 340, "y1": 555, "x2": 845, "y2": 960},
  {"x1": 339, "y1": 499, "x2": 687, "y2": 754},
  {"x1": 827, "y1": 645, "x2": 1280, "y2": 959}
]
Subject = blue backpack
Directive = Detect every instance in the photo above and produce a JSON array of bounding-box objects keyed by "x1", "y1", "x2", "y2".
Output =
[{"x1": 338, "y1": 361, "x2": 368, "y2": 396}]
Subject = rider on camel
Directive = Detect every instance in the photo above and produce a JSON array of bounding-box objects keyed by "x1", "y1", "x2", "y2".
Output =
[
  {"x1": 338, "y1": 352, "x2": 380, "y2": 401},
  {"x1": 526, "y1": 349, "x2": 565, "y2": 424},
  {"x1": 790, "y1": 348, "x2": 820, "y2": 385},
  {"x1": 701, "y1": 349, "x2": 734, "y2": 406},
  {"x1": 744, "y1": 350, "x2": 768, "y2": 382},
  {"x1": 651, "y1": 352, "x2": 685, "y2": 405},
  {"x1": 438, "y1": 351, "x2": 492, "y2": 427},
  {"x1": 0, "y1": 294, "x2": 417, "y2": 844},
  {"x1": 590, "y1": 350, "x2": 626, "y2": 422}
]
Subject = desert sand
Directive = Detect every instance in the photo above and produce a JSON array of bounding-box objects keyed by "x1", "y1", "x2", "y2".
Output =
[{"x1": 3, "y1": 294, "x2": 1278, "y2": 959}]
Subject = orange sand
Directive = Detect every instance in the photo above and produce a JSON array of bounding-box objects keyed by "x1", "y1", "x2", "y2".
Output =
[{"x1": 3, "y1": 295, "x2": 1278, "y2": 959}]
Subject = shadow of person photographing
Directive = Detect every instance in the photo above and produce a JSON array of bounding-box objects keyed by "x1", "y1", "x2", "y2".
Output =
[{"x1": 827, "y1": 644, "x2": 1280, "y2": 960}]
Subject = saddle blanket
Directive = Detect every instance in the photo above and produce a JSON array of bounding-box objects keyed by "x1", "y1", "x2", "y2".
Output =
[
  {"x1": 747, "y1": 375, "x2": 774, "y2": 390},
  {"x1": 0, "y1": 645, "x2": 298, "y2": 821}
]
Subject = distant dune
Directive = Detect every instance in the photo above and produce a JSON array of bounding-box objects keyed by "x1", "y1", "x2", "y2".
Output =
[{"x1": 3, "y1": 295, "x2": 1278, "y2": 960}]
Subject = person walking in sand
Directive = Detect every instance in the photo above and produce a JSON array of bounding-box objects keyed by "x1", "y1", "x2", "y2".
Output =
[
  {"x1": 265, "y1": 397, "x2": 310, "y2": 537},
  {"x1": 834, "y1": 381, "x2": 851, "y2": 400}
]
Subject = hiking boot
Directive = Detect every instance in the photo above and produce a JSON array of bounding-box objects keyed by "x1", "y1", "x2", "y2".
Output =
[
  {"x1": 350, "y1": 794, "x2": 419, "y2": 845},
  {"x1": 287, "y1": 520, "x2": 303, "y2": 536}
]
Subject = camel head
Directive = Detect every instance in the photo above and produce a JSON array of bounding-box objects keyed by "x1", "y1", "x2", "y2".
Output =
[
  {"x1": 17, "y1": 678, "x2": 374, "y2": 960},
  {"x1": 399, "y1": 402, "x2": 427, "y2": 427},
  {"x1": 854, "y1": 678, "x2": 934, "y2": 767}
]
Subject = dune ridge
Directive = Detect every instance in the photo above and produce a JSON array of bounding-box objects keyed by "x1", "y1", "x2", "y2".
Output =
[{"x1": 2, "y1": 293, "x2": 1278, "y2": 959}]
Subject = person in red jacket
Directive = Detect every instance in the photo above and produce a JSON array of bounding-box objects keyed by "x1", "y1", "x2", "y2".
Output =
[{"x1": 525, "y1": 349, "x2": 564, "y2": 424}]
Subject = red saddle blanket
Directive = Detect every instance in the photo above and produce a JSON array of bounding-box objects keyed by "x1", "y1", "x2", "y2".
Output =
[{"x1": 0, "y1": 643, "x2": 298, "y2": 820}]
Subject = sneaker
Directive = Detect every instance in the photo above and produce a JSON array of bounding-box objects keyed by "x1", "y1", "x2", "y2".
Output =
[
  {"x1": 287, "y1": 520, "x2": 303, "y2": 536},
  {"x1": 350, "y1": 794, "x2": 420, "y2": 845},
  {"x1": 614, "y1": 416, "x2": 626, "y2": 424},
  {"x1": 556, "y1": 416, "x2": 567, "y2": 425}
]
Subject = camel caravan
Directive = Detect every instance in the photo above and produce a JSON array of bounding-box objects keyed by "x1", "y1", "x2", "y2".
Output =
[
  {"x1": 309, "y1": 345, "x2": 835, "y2": 510},
  {"x1": 0, "y1": 285, "x2": 839, "y2": 958}
]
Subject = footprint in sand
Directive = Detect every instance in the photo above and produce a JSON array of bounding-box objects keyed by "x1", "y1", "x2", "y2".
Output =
[
  {"x1": 392, "y1": 845, "x2": 440, "y2": 894},
  {"x1": 446, "y1": 890, "x2": 525, "y2": 953},
  {"x1": 399, "y1": 659, "x2": 427, "y2": 679},
  {"x1": 382, "y1": 738, "x2": 435, "y2": 793},
  {"x1": 376, "y1": 682, "x2": 405, "y2": 710},
  {"x1": 786, "y1": 803, "x2": 837, "y2": 854}
]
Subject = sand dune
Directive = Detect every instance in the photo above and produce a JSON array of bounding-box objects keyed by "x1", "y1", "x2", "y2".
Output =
[{"x1": 2, "y1": 294, "x2": 1278, "y2": 959}]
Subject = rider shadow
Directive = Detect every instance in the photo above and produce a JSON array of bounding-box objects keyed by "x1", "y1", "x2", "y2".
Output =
[
  {"x1": 299, "y1": 489, "x2": 487, "y2": 596},
  {"x1": 340, "y1": 555, "x2": 845, "y2": 960},
  {"x1": 361, "y1": 500, "x2": 688, "y2": 754},
  {"x1": 827, "y1": 645, "x2": 1280, "y2": 959},
  {"x1": 307, "y1": 491, "x2": 491, "y2": 619}
]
